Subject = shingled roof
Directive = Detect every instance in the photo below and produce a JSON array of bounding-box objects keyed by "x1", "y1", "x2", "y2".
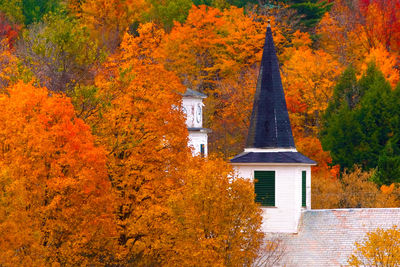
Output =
[
  {"x1": 231, "y1": 152, "x2": 316, "y2": 164},
  {"x1": 246, "y1": 24, "x2": 295, "y2": 149},
  {"x1": 182, "y1": 88, "x2": 207, "y2": 98},
  {"x1": 267, "y1": 208, "x2": 400, "y2": 266}
]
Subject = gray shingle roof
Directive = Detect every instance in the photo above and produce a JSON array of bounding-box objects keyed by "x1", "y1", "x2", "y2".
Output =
[
  {"x1": 182, "y1": 88, "x2": 207, "y2": 98},
  {"x1": 246, "y1": 25, "x2": 295, "y2": 149},
  {"x1": 230, "y1": 152, "x2": 316, "y2": 164},
  {"x1": 266, "y1": 208, "x2": 400, "y2": 266}
]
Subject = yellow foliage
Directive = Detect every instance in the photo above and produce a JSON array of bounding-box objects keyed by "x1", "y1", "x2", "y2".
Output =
[
  {"x1": 282, "y1": 45, "x2": 343, "y2": 137},
  {"x1": 169, "y1": 156, "x2": 263, "y2": 266},
  {"x1": 78, "y1": 0, "x2": 150, "y2": 51},
  {"x1": 90, "y1": 24, "x2": 265, "y2": 264},
  {"x1": 162, "y1": 5, "x2": 284, "y2": 91},
  {"x1": 361, "y1": 44, "x2": 400, "y2": 87},
  {"x1": 0, "y1": 39, "x2": 18, "y2": 89},
  {"x1": 348, "y1": 226, "x2": 400, "y2": 266}
]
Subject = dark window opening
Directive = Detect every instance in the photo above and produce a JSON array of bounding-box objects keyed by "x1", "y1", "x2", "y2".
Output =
[
  {"x1": 254, "y1": 171, "x2": 275, "y2": 206},
  {"x1": 200, "y1": 144, "x2": 205, "y2": 157},
  {"x1": 302, "y1": 171, "x2": 306, "y2": 207}
]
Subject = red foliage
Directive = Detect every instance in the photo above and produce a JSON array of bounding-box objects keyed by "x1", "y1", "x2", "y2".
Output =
[{"x1": 0, "y1": 13, "x2": 20, "y2": 48}]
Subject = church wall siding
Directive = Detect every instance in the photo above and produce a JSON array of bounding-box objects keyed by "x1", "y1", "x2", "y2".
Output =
[{"x1": 233, "y1": 164, "x2": 311, "y2": 233}]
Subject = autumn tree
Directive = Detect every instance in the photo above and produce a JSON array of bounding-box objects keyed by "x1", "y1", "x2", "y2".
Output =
[
  {"x1": 317, "y1": 0, "x2": 400, "y2": 72},
  {"x1": 163, "y1": 5, "x2": 284, "y2": 92},
  {"x1": 358, "y1": 0, "x2": 400, "y2": 54},
  {"x1": 0, "y1": 39, "x2": 18, "y2": 89},
  {"x1": 361, "y1": 43, "x2": 399, "y2": 88},
  {"x1": 92, "y1": 24, "x2": 190, "y2": 264},
  {"x1": 0, "y1": 12, "x2": 19, "y2": 47},
  {"x1": 0, "y1": 0, "x2": 62, "y2": 25},
  {"x1": 16, "y1": 13, "x2": 104, "y2": 93},
  {"x1": 348, "y1": 226, "x2": 400, "y2": 266},
  {"x1": 281, "y1": 31, "x2": 343, "y2": 137},
  {"x1": 162, "y1": 5, "x2": 292, "y2": 157},
  {"x1": 0, "y1": 82, "x2": 116, "y2": 265},
  {"x1": 206, "y1": 67, "x2": 258, "y2": 157},
  {"x1": 77, "y1": 0, "x2": 149, "y2": 52},
  {"x1": 169, "y1": 156, "x2": 263, "y2": 266},
  {"x1": 144, "y1": 0, "x2": 193, "y2": 31},
  {"x1": 284, "y1": 0, "x2": 332, "y2": 30},
  {"x1": 339, "y1": 166, "x2": 399, "y2": 208},
  {"x1": 0, "y1": 13, "x2": 20, "y2": 89},
  {"x1": 92, "y1": 23, "x2": 265, "y2": 264}
]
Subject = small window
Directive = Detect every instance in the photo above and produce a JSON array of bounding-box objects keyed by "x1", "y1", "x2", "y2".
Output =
[
  {"x1": 254, "y1": 171, "x2": 275, "y2": 206},
  {"x1": 200, "y1": 144, "x2": 205, "y2": 157},
  {"x1": 302, "y1": 171, "x2": 306, "y2": 207}
]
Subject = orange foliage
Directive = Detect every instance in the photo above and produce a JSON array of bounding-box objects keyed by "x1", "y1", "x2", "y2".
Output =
[
  {"x1": 318, "y1": 6, "x2": 368, "y2": 67},
  {"x1": 361, "y1": 44, "x2": 399, "y2": 87},
  {"x1": 381, "y1": 183, "x2": 395, "y2": 194},
  {"x1": 93, "y1": 25, "x2": 191, "y2": 264},
  {"x1": 163, "y1": 5, "x2": 283, "y2": 91},
  {"x1": 318, "y1": 0, "x2": 400, "y2": 76},
  {"x1": 162, "y1": 5, "x2": 292, "y2": 157},
  {"x1": 90, "y1": 23, "x2": 264, "y2": 264},
  {"x1": 360, "y1": 0, "x2": 400, "y2": 53},
  {"x1": 0, "y1": 82, "x2": 116, "y2": 265},
  {"x1": 280, "y1": 33, "x2": 343, "y2": 209},
  {"x1": 296, "y1": 136, "x2": 341, "y2": 209},
  {"x1": 78, "y1": 0, "x2": 150, "y2": 51},
  {"x1": 169, "y1": 156, "x2": 263, "y2": 266},
  {"x1": 282, "y1": 34, "x2": 343, "y2": 137},
  {"x1": 207, "y1": 67, "x2": 258, "y2": 158}
]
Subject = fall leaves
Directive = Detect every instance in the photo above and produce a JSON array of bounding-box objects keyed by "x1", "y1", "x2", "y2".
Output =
[
  {"x1": 0, "y1": 17, "x2": 264, "y2": 265},
  {"x1": 1, "y1": 0, "x2": 400, "y2": 264},
  {"x1": 0, "y1": 82, "x2": 116, "y2": 265},
  {"x1": 348, "y1": 225, "x2": 400, "y2": 266}
]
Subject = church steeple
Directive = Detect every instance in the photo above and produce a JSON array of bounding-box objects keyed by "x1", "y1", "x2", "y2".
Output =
[
  {"x1": 246, "y1": 23, "x2": 295, "y2": 149},
  {"x1": 230, "y1": 24, "x2": 315, "y2": 234}
]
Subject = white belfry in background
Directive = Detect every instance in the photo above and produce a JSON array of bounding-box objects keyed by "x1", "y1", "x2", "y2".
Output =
[{"x1": 182, "y1": 88, "x2": 209, "y2": 156}]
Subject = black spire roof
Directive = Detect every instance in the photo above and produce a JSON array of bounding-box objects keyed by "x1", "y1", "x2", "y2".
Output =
[{"x1": 246, "y1": 24, "x2": 295, "y2": 149}]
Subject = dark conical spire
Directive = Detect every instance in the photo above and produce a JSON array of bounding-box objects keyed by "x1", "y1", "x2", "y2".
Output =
[{"x1": 246, "y1": 24, "x2": 295, "y2": 149}]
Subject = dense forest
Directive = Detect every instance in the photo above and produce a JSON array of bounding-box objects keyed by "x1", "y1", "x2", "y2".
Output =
[{"x1": 0, "y1": 0, "x2": 400, "y2": 265}]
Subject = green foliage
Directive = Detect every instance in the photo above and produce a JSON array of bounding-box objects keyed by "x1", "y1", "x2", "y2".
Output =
[
  {"x1": 374, "y1": 138, "x2": 400, "y2": 185},
  {"x1": 69, "y1": 84, "x2": 110, "y2": 121},
  {"x1": 0, "y1": 0, "x2": 62, "y2": 25},
  {"x1": 321, "y1": 64, "x2": 400, "y2": 185},
  {"x1": 290, "y1": 0, "x2": 332, "y2": 29},
  {"x1": 270, "y1": 0, "x2": 331, "y2": 30},
  {"x1": 192, "y1": 0, "x2": 258, "y2": 8},
  {"x1": 146, "y1": 0, "x2": 193, "y2": 30},
  {"x1": 0, "y1": 0, "x2": 24, "y2": 23},
  {"x1": 17, "y1": 13, "x2": 105, "y2": 92},
  {"x1": 325, "y1": 66, "x2": 361, "y2": 113},
  {"x1": 21, "y1": 0, "x2": 62, "y2": 25}
]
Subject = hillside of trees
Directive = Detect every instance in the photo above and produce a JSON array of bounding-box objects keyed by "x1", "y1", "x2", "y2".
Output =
[{"x1": 1, "y1": 0, "x2": 400, "y2": 265}]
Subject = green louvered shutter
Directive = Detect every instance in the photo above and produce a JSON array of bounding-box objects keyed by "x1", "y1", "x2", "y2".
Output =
[
  {"x1": 254, "y1": 171, "x2": 275, "y2": 206},
  {"x1": 302, "y1": 171, "x2": 306, "y2": 207}
]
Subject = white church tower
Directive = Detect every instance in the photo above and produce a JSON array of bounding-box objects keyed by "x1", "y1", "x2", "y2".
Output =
[
  {"x1": 182, "y1": 88, "x2": 209, "y2": 156},
  {"x1": 231, "y1": 24, "x2": 316, "y2": 233}
]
